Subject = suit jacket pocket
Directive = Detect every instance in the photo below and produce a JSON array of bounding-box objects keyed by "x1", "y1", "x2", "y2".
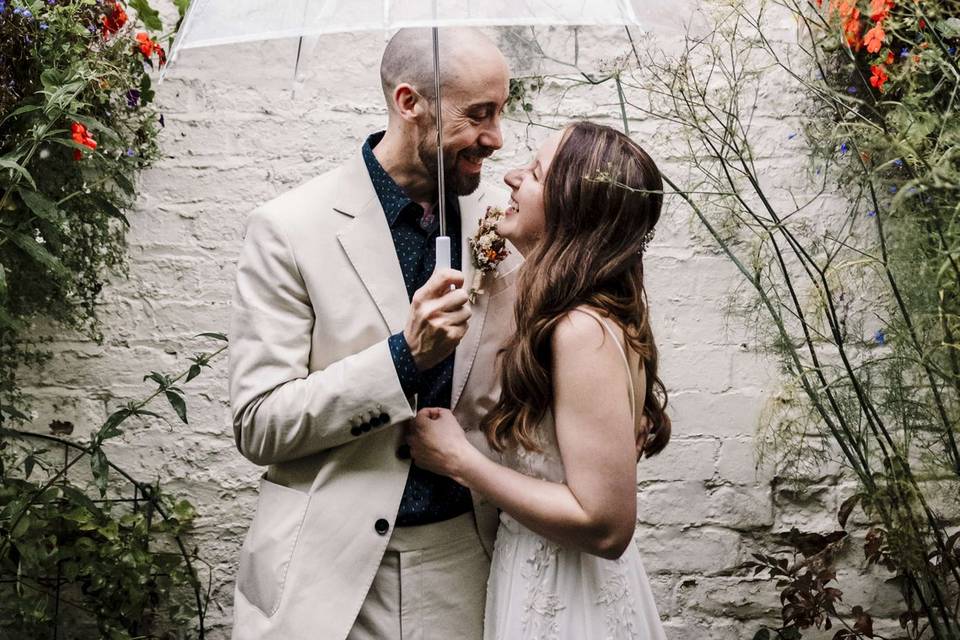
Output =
[{"x1": 237, "y1": 474, "x2": 310, "y2": 617}]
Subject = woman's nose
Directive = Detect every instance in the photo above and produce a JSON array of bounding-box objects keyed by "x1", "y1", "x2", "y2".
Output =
[{"x1": 504, "y1": 168, "x2": 521, "y2": 189}]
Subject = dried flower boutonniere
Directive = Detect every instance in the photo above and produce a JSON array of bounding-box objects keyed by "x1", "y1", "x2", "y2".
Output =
[{"x1": 467, "y1": 206, "x2": 510, "y2": 303}]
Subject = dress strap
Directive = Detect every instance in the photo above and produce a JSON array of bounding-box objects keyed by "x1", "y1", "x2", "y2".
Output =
[{"x1": 569, "y1": 308, "x2": 637, "y2": 422}]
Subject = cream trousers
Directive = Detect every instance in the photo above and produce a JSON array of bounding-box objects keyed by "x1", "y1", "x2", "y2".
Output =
[{"x1": 347, "y1": 511, "x2": 490, "y2": 640}]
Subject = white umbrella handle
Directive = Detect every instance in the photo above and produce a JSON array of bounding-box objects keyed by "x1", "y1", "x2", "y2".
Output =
[{"x1": 435, "y1": 235, "x2": 451, "y2": 272}]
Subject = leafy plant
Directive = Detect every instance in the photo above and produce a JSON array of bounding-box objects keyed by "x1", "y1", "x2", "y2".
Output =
[
  {"x1": 0, "y1": 0, "x2": 185, "y2": 421},
  {"x1": 0, "y1": 332, "x2": 225, "y2": 639}
]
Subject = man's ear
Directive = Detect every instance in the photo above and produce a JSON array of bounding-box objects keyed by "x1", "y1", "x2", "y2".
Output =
[{"x1": 393, "y1": 83, "x2": 429, "y2": 123}]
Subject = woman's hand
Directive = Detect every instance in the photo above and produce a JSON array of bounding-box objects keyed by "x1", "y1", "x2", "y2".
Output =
[{"x1": 404, "y1": 408, "x2": 474, "y2": 481}]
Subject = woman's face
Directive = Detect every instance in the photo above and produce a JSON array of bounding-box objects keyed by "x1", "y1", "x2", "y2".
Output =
[{"x1": 498, "y1": 129, "x2": 564, "y2": 255}]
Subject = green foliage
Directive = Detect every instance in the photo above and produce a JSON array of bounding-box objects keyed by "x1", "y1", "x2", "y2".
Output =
[
  {"x1": 0, "y1": 335, "x2": 225, "y2": 638},
  {"x1": 0, "y1": 0, "x2": 172, "y2": 421},
  {"x1": 501, "y1": 0, "x2": 960, "y2": 635}
]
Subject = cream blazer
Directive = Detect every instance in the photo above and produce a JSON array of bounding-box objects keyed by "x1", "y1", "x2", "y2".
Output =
[{"x1": 228, "y1": 151, "x2": 521, "y2": 640}]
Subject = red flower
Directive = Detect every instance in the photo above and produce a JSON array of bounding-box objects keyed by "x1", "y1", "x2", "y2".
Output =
[
  {"x1": 101, "y1": 1, "x2": 127, "y2": 37},
  {"x1": 134, "y1": 31, "x2": 167, "y2": 67},
  {"x1": 869, "y1": 0, "x2": 894, "y2": 21},
  {"x1": 886, "y1": 50, "x2": 895, "y2": 64},
  {"x1": 864, "y1": 24, "x2": 885, "y2": 53},
  {"x1": 919, "y1": 18, "x2": 926, "y2": 30},
  {"x1": 71, "y1": 122, "x2": 97, "y2": 160},
  {"x1": 839, "y1": 2, "x2": 863, "y2": 50},
  {"x1": 869, "y1": 64, "x2": 889, "y2": 91}
]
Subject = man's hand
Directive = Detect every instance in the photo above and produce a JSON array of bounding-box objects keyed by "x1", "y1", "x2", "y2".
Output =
[{"x1": 403, "y1": 269, "x2": 471, "y2": 371}]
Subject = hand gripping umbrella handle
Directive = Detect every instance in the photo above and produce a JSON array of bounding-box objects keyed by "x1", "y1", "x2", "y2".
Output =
[{"x1": 435, "y1": 235, "x2": 451, "y2": 272}]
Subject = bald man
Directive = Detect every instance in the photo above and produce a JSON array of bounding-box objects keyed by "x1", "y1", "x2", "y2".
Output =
[{"x1": 228, "y1": 28, "x2": 520, "y2": 640}]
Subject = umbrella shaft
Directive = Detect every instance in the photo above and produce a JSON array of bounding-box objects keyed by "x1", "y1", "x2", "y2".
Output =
[{"x1": 432, "y1": 26, "x2": 447, "y2": 238}]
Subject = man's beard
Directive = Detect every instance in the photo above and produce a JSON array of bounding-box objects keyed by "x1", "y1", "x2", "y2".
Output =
[{"x1": 417, "y1": 131, "x2": 492, "y2": 197}]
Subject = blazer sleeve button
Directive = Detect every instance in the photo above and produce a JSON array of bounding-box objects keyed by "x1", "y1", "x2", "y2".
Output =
[
  {"x1": 350, "y1": 426, "x2": 362, "y2": 437},
  {"x1": 375, "y1": 518, "x2": 390, "y2": 535},
  {"x1": 379, "y1": 412, "x2": 390, "y2": 425}
]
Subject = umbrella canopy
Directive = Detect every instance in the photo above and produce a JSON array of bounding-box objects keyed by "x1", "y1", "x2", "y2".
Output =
[
  {"x1": 166, "y1": 0, "x2": 683, "y2": 270},
  {"x1": 169, "y1": 0, "x2": 661, "y2": 56}
]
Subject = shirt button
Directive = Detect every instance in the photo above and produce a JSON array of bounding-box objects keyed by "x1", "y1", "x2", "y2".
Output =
[{"x1": 375, "y1": 519, "x2": 390, "y2": 535}]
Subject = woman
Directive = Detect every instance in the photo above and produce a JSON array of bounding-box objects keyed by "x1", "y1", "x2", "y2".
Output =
[{"x1": 405, "y1": 121, "x2": 671, "y2": 639}]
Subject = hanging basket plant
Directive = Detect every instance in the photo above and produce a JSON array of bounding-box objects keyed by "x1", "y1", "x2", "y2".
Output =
[{"x1": 0, "y1": 0, "x2": 185, "y2": 420}]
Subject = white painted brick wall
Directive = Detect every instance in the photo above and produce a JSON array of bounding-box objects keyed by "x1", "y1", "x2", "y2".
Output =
[{"x1": 14, "y1": 8, "x2": 903, "y2": 637}]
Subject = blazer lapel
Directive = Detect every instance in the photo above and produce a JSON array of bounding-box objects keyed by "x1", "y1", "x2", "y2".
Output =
[
  {"x1": 334, "y1": 153, "x2": 494, "y2": 407},
  {"x1": 452, "y1": 194, "x2": 491, "y2": 410},
  {"x1": 335, "y1": 153, "x2": 409, "y2": 336}
]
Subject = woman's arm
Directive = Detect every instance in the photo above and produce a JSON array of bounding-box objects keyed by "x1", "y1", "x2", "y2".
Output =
[{"x1": 406, "y1": 310, "x2": 641, "y2": 559}]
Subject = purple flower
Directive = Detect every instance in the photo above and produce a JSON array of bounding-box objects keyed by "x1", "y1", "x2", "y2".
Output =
[
  {"x1": 894, "y1": 158, "x2": 903, "y2": 168},
  {"x1": 0, "y1": 1, "x2": 6, "y2": 12},
  {"x1": 840, "y1": 142, "x2": 849, "y2": 155},
  {"x1": 950, "y1": 47, "x2": 958, "y2": 56},
  {"x1": 874, "y1": 329, "x2": 885, "y2": 345},
  {"x1": 867, "y1": 210, "x2": 877, "y2": 217},
  {"x1": 847, "y1": 86, "x2": 858, "y2": 94},
  {"x1": 125, "y1": 148, "x2": 135, "y2": 157},
  {"x1": 900, "y1": 47, "x2": 910, "y2": 58},
  {"x1": 39, "y1": 22, "x2": 48, "y2": 30},
  {"x1": 788, "y1": 132, "x2": 797, "y2": 139},
  {"x1": 126, "y1": 89, "x2": 141, "y2": 108},
  {"x1": 889, "y1": 185, "x2": 898, "y2": 194}
]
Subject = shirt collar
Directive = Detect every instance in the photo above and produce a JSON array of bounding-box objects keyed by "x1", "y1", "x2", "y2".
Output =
[
  {"x1": 362, "y1": 131, "x2": 461, "y2": 229},
  {"x1": 362, "y1": 131, "x2": 414, "y2": 228}
]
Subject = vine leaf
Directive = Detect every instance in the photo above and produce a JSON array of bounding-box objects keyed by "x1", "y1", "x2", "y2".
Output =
[
  {"x1": 129, "y1": 0, "x2": 163, "y2": 31},
  {"x1": 838, "y1": 493, "x2": 863, "y2": 529},
  {"x1": 100, "y1": 408, "x2": 132, "y2": 441},
  {"x1": 186, "y1": 364, "x2": 202, "y2": 382},
  {"x1": 19, "y1": 188, "x2": 63, "y2": 224},
  {"x1": 90, "y1": 448, "x2": 109, "y2": 497},
  {"x1": 166, "y1": 391, "x2": 187, "y2": 423},
  {"x1": 7, "y1": 231, "x2": 67, "y2": 277},
  {"x1": 0, "y1": 158, "x2": 36, "y2": 189},
  {"x1": 195, "y1": 332, "x2": 228, "y2": 342}
]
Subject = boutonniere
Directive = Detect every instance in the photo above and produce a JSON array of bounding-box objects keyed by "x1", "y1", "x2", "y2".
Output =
[{"x1": 467, "y1": 206, "x2": 510, "y2": 303}]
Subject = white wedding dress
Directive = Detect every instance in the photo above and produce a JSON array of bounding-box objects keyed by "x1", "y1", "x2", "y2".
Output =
[{"x1": 483, "y1": 310, "x2": 668, "y2": 640}]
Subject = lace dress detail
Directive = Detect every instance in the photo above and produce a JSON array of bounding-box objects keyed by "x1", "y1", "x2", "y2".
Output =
[{"x1": 483, "y1": 310, "x2": 667, "y2": 640}]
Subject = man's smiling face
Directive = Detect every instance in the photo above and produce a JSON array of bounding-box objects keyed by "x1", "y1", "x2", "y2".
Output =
[{"x1": 417, "y1": 52, "x2": 510, "y2": 196}]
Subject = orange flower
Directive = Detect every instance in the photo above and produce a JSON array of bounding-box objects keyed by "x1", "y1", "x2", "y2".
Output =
[
  {"x1": 839, "y1": 3, "x2": 863, "y2": 50},
  {"x1": 101, "y1": 1, "x2": 127, "y2": 37},
  {"x1": 864, "y1": 24, "x2": 885, "y2": 52},
  {"x1": 838, "y1": 0, "x2": 857, "y2": 18},
  {"x1": 70, "y1": 122, "x2": 97, "y2": 160},
  {"x1": 134, "y1": 31, "x2": 167, "y2": 67},
  {"x1": 869, "y1": 64, "x2": 889, "y2": 91},
  {"x1": 886, "y1": 50, "x2": 895, "y2": 64},
  {"x1": 869, "y1": 0, "x2": 894, "y2": 21}
]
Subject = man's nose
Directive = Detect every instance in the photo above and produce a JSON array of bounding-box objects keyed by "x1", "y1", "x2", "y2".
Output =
[{"x1": 479, "y1": 119, "x2": 504, "y2": 151}]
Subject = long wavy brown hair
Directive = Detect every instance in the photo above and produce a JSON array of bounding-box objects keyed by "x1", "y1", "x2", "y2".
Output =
[{"x1": 481, "y1": 121, "x2": 671, "y2": 458}]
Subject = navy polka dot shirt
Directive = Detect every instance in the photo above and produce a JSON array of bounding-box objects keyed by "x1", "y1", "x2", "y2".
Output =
[{"x1": 363, "y1": 132, "x2": 472, "y2": 527}]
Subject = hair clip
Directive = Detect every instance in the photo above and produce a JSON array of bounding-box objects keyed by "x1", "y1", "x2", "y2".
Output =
[{"x1": 638, "y1": 227, "x2": 655, "y2": 255}]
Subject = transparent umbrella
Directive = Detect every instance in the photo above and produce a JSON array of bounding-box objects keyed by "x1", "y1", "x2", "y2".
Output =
[{"x1": 166, "y1": 0, "x2": 683, "y2": 270}]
